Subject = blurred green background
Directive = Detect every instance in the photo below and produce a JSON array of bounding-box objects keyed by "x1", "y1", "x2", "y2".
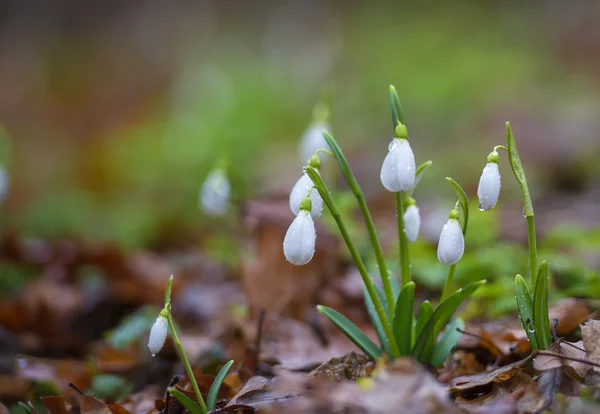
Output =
[{"x1": 0, "y1": 2, "x2": 599, "y2": 272}]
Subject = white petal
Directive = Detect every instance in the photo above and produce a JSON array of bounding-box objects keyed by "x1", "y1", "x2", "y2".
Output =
[
  {"x1": 437, "y1": 219, "x2": 464, "y2": 266},
  {"x1": 283, "y1": 210, "x2": 316, "y2": 265},
  {"x1": 477, "y1": 162, "x2": 501, "y2": 211},
  {"x1": 403, "y1": 205, "x2": 421, "y2": 243},
  {"x1": 380, "y1": 139, "x2": 416, "y2": 192},
  {"x1": 289, "y1": 173, "x2": 323, "y2": 218},
  {"x1": 148, "y1": 315, "x2": 168, "y2": 355},
  {"x1": 200, "y1": 169, "x2": 230, "y2": 215},
  {"x1": 299, "y1": 121, "x2": 330, "y2": 162},
  {"x1": 0, "y1": 165, "x2": 8, "y2": 203}
]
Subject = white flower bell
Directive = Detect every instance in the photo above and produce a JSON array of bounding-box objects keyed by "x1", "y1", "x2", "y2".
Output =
[
  {"x1": 148, "y1": 314, "x2": 168, "y2": 356},
  {"x1": 283, "y1": 197, "x2": 317, "y2": 266},
  {"x1": 290, "y1": 155, "x2": 323, "y2": 218},
  {"x1": 437, "y1": 210, "x2": 464, "y2": 266},
  {"x1": 299, "y1": 121, "x2": 330, "y2": 163},
  {"x1": 200, "y1": 168, "x2": 230, "y2": 216},
  {"x1": 0, "y1": 165, "x2": 8, "y2": 203},
  {"x1": 403, "y1": 200, "x2": 421, "y2": 243},
  {"x1": 477, "y1": 152, "x2": 501, "y2": 211},
  {"x1": 380, "y1": 125, "x2": 416, "y2": 192}
]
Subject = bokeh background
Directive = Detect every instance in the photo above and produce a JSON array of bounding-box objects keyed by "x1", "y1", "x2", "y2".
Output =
[{"x1": 1, "y1": 1, "x2": 599, "y2": 296}]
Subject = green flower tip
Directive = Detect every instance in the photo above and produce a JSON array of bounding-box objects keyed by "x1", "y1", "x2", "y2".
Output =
[
  {"x1": 307, "y1": 154, "x2": 321, "y2": 169},
  {"x1": 487, "y1": 150, "x2": 499, "y2": 163},
  {"x1": 159, "y1": 308, "x2": 170, "y2": 318},
  {"x1": 316, "y1": 304, "x2": 324, "y2": 312},
  {"x1": 312, "y1": 103, "x2": 330, "y2": 123},
  {"x1": 405, "y1": 195, "x2": 416, "y2": 206},
  {"x1": 394, "y1": 123, "x2": 408, "y2": 139},
  {"x1": 448, "y1": 208, "x2": 460, "y2": 221},
  {"x1": 299, "y1": 196, "x2": 313, "y2": 213}
]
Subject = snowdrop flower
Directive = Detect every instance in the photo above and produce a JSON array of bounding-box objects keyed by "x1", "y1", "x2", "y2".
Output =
[
  {"x1": 148, "y1": 313, "x2": 169, "y2": 356},
  {"x1": 437, "y1": 209, "x2": 464, "y2": 266},
  {"x1": 477, "y1": 151, "x2": 501, "y2": 211},
  {"x1": 200, "y1": 168, "x2": 230, "y2": 216},
  {"x1": 380, "y1": 124, "x2": 416, "y2": 192},
  {"x1": 283, "y1": 197, "x2": 317, "y2": 265},
  {"x1": 290, "y1": 155, "x2": 323, "y2": 217},
  {"x1": 0, "y1": 165, "x2": 8, "y2": 203},
  {"x1": 299, "y1": 121, "x2": 330, "y2": 163},
  {"x1": 403, "y1": 197, "x2": 421, "y2": 243}
]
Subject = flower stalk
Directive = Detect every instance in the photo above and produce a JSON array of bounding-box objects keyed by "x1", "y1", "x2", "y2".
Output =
[
  {"x1": 306, "y1": 166, "x2": 400, "y2": 358},
  {"x1": 396, "y1": 192, "x2": 411, "y2": 284}
]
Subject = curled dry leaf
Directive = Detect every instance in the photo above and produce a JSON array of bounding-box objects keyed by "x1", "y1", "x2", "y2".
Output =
[
  {"x1": 549, "y1": 298, "x2": 590, "y2": 336},
  {"x1": 533, "y1": 340, "x2": 590, "y2": 382},
  {"x1": 581, "y1": 319, "x2": 600, "y2": 373},
  {"x1": 40, "y1": 396, "x2": 70, "y2": 414},
  {"x1": 450, "y1": 355, "x2": 533, "y2": 395},
  {"x1": 80, "y1": 395, "x2": 113, "y2": 414}
]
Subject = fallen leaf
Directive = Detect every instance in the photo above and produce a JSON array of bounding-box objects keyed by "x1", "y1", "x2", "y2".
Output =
[
  {"x1": 80, "y1": 395, "x2": 112, "y2": 414},
  {"x1": 0, "y1": 402, "x2": 9, "y2": 414},
  {"x1": 533, "y1": 340, "x2": 590, "y2": 381},
  {"x1": 450, "y1": 355, "x2": 533, "y2": 395},
  {"x1": 582, "y1": 319, "x2": 600, "y2": 373},
  {"x1": 549, "y1": 299, "x2": 590, "y2": 336},
  {"x1": 40, "y1": 396, "x2": 70, "y2": 414},
  {"x1": 308, "y1": 352, "x2": 373, "y2": 381}
]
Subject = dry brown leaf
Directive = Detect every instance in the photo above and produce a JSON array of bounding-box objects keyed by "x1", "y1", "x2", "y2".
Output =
[
  {"x1": 533, "y1": 340, "x2": 590, "y2": 381},
  {"x1": 308, "y1": 352, "x2": 373, "y2": 381},
  {"x1": 549, "y1": 298, "x2": 590, "y2": 336},
  {"x1": 450, "y1": 355, "x2": 533, "y2": 395},
  {"x1": 455, "y1": 371, "x2": 546, "y2": 414},
  {"x1": 80, "y1": 395, "x2": 112, "y2": 414},
  {"x1": 40, "y1": 396, "x2": 70, "y2": 414},
  {"x1": 581, "y1": 319, "x2": 600, "y2": 373},
  {"x1": 0, "y1": 402, "x2": 9, "y2": 414}
]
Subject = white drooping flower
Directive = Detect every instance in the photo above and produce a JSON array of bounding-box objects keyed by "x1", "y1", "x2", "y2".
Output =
[
  {"x1": 0, "y1": 165, "x2": 8, "y2": 203},
  {"x1": 403, "y1": 204, "x2": 421, "y2": 243},
  {"x1": 477, "y1": 162, "x2": 501, "y2": 211},
  {"x1": 148, "y1": 314, "x2": 168, "y2": 356},
  {"x1": 380, "y1": 138, "x2": 416, "y2": 192},
  {"x1": 437, "y1": 216, "x2": 464, "y2": 266},
  {"x1": 299, "y1": 121, "x2": 330, "y2": 162},
  {"x1": 283, "y1": 207, "x2": 317, "y2": 266},
  {"x1": 289, "y1": 173, "x2": 323, "y2": 218},
  {"x1": 200, "y1": 168, "x2": 230, "y2": 216}
]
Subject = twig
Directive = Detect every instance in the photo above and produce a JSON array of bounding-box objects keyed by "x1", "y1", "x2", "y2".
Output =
[
  {"x1": 69, "y1": 383, "x2": 84, "y2": 395},
  {"x1": 457, "y1": 328, "x2": 505, "y2": 366},
  {"x1": 535, "y1": 350, "x2": 600, "y2": 369}
]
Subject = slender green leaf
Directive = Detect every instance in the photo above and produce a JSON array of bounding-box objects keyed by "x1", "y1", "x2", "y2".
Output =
[
  {"x1": 363, "y1": 286, "x2": 391, "y2": 356},
  {"x1": 168, "y1": 387, "x2": 204, "y2": 414},
  {"x1": 410, "y1": 160, "x2": 433, "y2": 195},
  {"x1": 515, "y1": 274, "x2": 538, "y2": 350},
  {"x1": 393, "y1": 282, "x2": 415, "y2": 356},
  {"x1": 431, "y1": 318, "x2": 465, "y2": 367},
  {"x1": 412, "y1": 280, "x2": 485, "y2": 362},
  {"x1": 317, "y1": 305, "x2": 382, "y2": 359},
  {"x1": 207, "y1": 360, "x2": 234, "y2": 411},
  {"x1": 18, "y1": 402, "x2": 32, "y2": 414},
  {"x1": 389, "y1": 84, "x2": 404, "y2": 127},
  {"x1": 445, "y1": 177, "x2": 469, "y2": 235},
  {"x1": 533, "y1": 262, "x2": 551, "y2": 349},
  {"x1": 415, "y1": 301, "x2": 434, "y2": 363}
]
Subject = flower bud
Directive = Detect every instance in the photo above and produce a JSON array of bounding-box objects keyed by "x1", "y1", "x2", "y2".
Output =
[
  {"x1": 380, "y1": 138, "x2": 416, "y2": 192},
  {"x1": 437, "y1": 217, "x2": 464, "y2": 266},
  {"x1": 200, "y1": 168, "x2": 230, "y2": 216},
  {"x1": 403, "y1": 204, "x2": 421, "y2": 243},
  {"x1": 477, "y1": 161, "x2": 501, "y2": 211},
  {"x1": 148, "y1": 314, "x2": 168, "y2": 356},
  {"x1": 283, "y1": 210, "x2": 316, "y2": 265},
  {"x1": 290, "y1": 173, "x2": 323, "y2": 218},
  {"x1": 299, "y1": 121, "x2": 330, "y2": 163}
]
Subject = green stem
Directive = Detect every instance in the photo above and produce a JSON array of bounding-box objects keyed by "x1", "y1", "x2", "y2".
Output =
[
  {"x1": 396, "y1": 192, "x2": 411, "y2": 284},
  {"x1": 166, "y1": 312, "x2": 207, "y2": 414},
  {"x1": 440, "y1": 264, "x2": 456, "y2": 302},
  {"x1": 527, "y1": 215, "x2": 538, "y2": 286},
  {"x1": 322, "y1": 132, "x2": 394, "y2": 315},
  {"x1": 306, "y1": 167, "x2": 400, "y2": 358}
]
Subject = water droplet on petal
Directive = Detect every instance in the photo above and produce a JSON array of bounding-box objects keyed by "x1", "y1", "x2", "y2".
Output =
[
  {"x1": 478, "y1": 203, "x2": 484, "y2": 211},
  {"x1": 151, "y1": 354, "x2": 156, "y2": 358}
]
